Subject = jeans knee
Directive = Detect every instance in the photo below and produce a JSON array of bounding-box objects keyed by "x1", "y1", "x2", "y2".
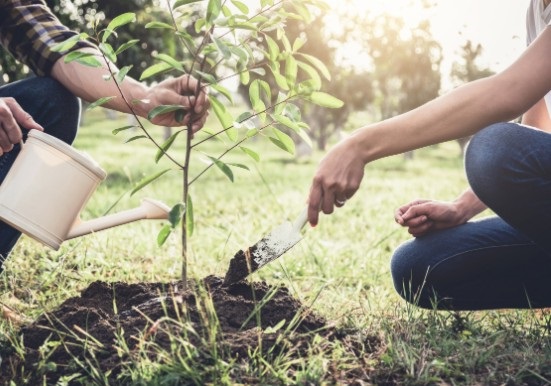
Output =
[
  {"x1": 390, "y1": 240, "x2": 433, "y2": 308},
  {"x1": 465, "y1": 123, "x2": 522, "y2": 204},
  {"x1": 33, "y1": 78, "x2": 80, "y2": 144}
]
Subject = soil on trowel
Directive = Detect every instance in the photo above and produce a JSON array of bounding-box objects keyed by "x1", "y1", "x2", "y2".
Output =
[
  {"x1": 0, "y1": 275, "x2": 376, "y2": 385},
  {"x1": 223, "y1": 246, "x2": 260, "y2": 284}
]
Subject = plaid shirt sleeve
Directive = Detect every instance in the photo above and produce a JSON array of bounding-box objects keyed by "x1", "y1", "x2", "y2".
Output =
[{"x1": 0, "y1": 0, "x2": 95, "y2": 76}]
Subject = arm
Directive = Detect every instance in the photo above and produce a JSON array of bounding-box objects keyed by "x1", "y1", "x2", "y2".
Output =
[
  {"x1": 50, "y1": 48, "x2": 209, "y2": 130},
  {"x1": 307, "y1": 26, "x2": 551, "y2": 226},
  {"x1": 0, "y1": 0, "x2": 208, "y2": 154}
]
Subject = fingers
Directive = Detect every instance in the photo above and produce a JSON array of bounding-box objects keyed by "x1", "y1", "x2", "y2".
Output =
[
  {"x1": 0, "y1": 98, "x2": 42, "y2": 154},
  {"x1": 408, "y1": 219, "x2": 434, "y2": 237},
  {"x1": 307, "y1": 179, "x2": 323, "y2": 227},
  {"x1": 175, "y1": 75, "x2": 210, "y2": 115},
  {"x1": 307, "y1": 174, "x2": 359, "y2": 226},
  {"x1": 149, "y1": 75, "x2": 210, "y2": 129}
]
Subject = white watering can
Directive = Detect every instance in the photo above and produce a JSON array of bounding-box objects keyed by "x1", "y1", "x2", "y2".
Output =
[{"x1": 0, "y1": 130, "x2": 171, "y2": 250}]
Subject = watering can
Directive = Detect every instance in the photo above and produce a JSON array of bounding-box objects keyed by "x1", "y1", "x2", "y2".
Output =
[{"x1": 0, "y1": 130, "x2": 171, "y2": 250}]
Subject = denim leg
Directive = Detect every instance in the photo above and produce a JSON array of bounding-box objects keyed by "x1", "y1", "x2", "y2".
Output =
[
  {"x1": 391, "y1": 122, "x2": 551, "y2": 310},
  {"x1": 0, "y1": 77, "x2": 80, "y2": 269},
  {"x1": 390, "y1": 217, "x2": 551, "y2": 310},
  {"x1": 466, "y1": 123, "x2": 551, "y2": 251}
]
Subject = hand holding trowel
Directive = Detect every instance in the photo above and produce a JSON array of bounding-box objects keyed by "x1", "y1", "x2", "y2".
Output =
[{"x1": 223, "y1": 206, "x2": 309, "y2": 285}]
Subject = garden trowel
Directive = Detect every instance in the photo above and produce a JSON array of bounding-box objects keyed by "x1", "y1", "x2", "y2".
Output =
[{"x1": 223, "y1": 206, "x2": 309, "y2": 285}]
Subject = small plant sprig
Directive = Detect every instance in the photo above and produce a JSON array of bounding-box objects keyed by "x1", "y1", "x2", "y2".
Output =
[{"x1": 53, "y1": 0, "x2": 343, "y2": 284}]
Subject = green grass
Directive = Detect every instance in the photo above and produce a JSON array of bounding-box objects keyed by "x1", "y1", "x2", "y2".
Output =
[{"x1": 2, "y1": 109, "x2": 551, "y2": 385}]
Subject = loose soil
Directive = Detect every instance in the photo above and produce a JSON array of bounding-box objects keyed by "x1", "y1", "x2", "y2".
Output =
[{"x1": 0, "y1": 275, "x2": 380, "y2": 385}]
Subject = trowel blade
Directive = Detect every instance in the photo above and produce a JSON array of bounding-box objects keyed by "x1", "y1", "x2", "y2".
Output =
[{"x1": 223, "y1": 220, "x2": 303, "y2": 285}]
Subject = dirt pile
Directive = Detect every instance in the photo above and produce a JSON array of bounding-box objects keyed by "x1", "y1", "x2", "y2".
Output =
[{"x1": 0, "y1": 275, "x2": 374, "y2": 384}]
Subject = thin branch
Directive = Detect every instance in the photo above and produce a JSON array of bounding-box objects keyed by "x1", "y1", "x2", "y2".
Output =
[
  {"x1": 188, "y1": 121, "x2": 275, "y2": 186},
  {"x1": 191, "y1": 94, "x2": 297, "y2": 148}
]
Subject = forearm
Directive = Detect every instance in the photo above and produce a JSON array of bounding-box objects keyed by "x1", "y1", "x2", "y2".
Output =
[
  {"x1": 453, "y1": 188, "x2": 487, "y2": 222},
  {"x1": 353, "y1": 76, "x2": 526, "y2": 163},
  {"x1": 351, "y1": 28, "x2": 551, "y2": 164},
  {"x1": 51, "y1": 48, "x2": 150, "y2": 118}
]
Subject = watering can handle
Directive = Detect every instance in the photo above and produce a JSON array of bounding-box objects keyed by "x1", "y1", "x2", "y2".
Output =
[{"x1": 66, "y1": 198, "x2": 170, "y2": 240}]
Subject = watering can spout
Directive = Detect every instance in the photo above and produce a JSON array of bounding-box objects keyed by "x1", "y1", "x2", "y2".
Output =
[{"x1": 66, "y1": 198, "x2": 171, "y2": 240}]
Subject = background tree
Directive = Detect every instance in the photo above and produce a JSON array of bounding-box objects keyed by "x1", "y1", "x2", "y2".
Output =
[{"x1": 237, "y1": 5, "x2": 375, "y2": 152}]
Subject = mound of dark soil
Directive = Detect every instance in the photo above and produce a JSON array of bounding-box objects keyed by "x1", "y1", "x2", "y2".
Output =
[{"x1": 0, "y1": 275, "x2": 376, "y2": 385}]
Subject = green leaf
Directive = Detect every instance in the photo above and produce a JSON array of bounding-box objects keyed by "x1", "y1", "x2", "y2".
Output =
[
  {"x1": 210, "y1": 96, "x2": 234, "y2": 130},
  {"x1": 212, "y1": 37, "x2": 232, "y2": 60},
  {"x1": 240, "y1": 146, "x2": 260, "y2": 162},
  {"x1": 115, "y1": 65, "x2": 133, "y2": 83},
  {"x1": 169, "y1": 203, "x2": 185, "y2": 228},
  {"x1": 285, "y1": 55, "x2": 298, "y2": 88},
  {"x1": 264, "y1": 35, "x2": 279, "y2": 62},
  {"x1": 125, "y1": 135, "x2": 147, "y2": 143},
  {"x1": 87, "y1": 96, "x2": 115, "y2": 110},
  {"x1": 296, "y1": 128, "x2": 313, "y2": 149},
  {"x1": 270, "y1": 127, "x2": 295, "y2": 155},
  {"x1": 297, "y1": 61, "x2": 321, "y2": 90},
  {"x1": 173, "y1": 0, "x2": 204, "y2": 9},
  {"x1": 207, "y1": 0, "x2": 222, "y2": 23},
  {"x1": 186, "y1": 195, "x2": 194, "y2": 237},
  {"x1": 292, "y1": 36, "x2": 307, "y2": 52},
  {"x1": 115, "y1": 39, "x2": 140, "y2": 55},
  {"x1": 269, "y1": 64, "x2": 289, "y2": 91},
  {"x1": 194, "y1": 70, "x2": 217, "y2": 85},
  {"x1": 297, "y1": 52, "x2": 331, "y2": 80},
  {"x1": 258, "y1": 80, "x2": 272, "y2": 104},
  {"x1": 51, "y1": 33, "x2": 87, "y2": 52},
  {"x1": 148, "y1": 105, "x2": 186, "y2": 121},
  {"x1": 228, "y1": 163, "x2": 249, "y2": 171},
  {"x1": 103, "y1": 13, "x2": 136, "y2": 42},
  {"x1": 145, "y1": 21, "x2": 175, "y2": 30},
  {"x1": 112, "y1": 125, "x2": 136, "y2": 135},
  {"x1": 208, "y1": 156, "x2": 234, "y2": 182},
  {"x1": 210, "y1": 84, "x2": 233, "y2": 103},
  {"x1": 239, "y1": 69, "x2": 250, "y2": 85},
  {"x1": 306, "y1": 92, "x2": 344, "y2": 109},
  {"x1": 195, "y1": 18, "x2": 207, "y2": 33},
  {"x1": 131, "y1": 169, "x2": 171, "y2": 196},
  {"x1": 107, "y1": 12, "x2": 136, "y2": 31},
  {"x1": 273, "y1": 114, "x2": 301, "y2": 132},
  {"x1": 155, "y1": 130, "x2": 183, "y2": 163},
  {"x1": 140, "y1": 62, "x2": 172, "y2": 80},
  {"x1": 99, "y1": 42, "x2": 116, "y2": 63},
  {"x1": 64, "y1": 51, "x2": 103, "y2": 67},
  {"x1": 231, "y1": 0, "x2": 249, "y2": 14},
  {"x1": 249, "y1": 79, "x2": 260, "y2": 110},
  {"x1": 155, "y1": 53, "x2": 185, "y2": 72},
  {"x1": 157, "y1": 224, "x2": 172, "y2": 246}
]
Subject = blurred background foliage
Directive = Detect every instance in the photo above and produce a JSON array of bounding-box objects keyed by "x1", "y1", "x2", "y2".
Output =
[{"x1": 0, "y1": 0, "x2": 495, "y2": 153}]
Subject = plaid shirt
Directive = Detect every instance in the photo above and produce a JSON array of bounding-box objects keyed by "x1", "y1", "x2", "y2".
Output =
[{"x1": 0, "y1": 0, "x2": 94, "y2": 76}]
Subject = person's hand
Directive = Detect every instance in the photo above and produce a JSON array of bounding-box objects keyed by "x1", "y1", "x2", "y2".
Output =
[
  {"x1": 143, "y1": 74, "x2": 209, "y2": 131},
  {"x1": 308, "y1": 136, "x2": 366, "y2": 226},
  {"x1": 395, "y1": 199, "x2": 466, "y2": 237},
  {"x1": 0, "y1": 98, "x2": 43, "y2": 155}
]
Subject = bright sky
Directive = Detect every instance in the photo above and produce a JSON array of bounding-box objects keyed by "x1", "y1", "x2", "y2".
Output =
[{"x1": 333, "y1": 0, "x2": 529, "y2": 89}]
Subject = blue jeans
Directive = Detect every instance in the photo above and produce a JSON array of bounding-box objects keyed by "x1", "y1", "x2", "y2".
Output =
[
  {"x1": 391, "y1": 123, "x2": 551, "y2": 310},
  {"x1": 0, "y1": 77, "x2": 80, "y2": 271}
]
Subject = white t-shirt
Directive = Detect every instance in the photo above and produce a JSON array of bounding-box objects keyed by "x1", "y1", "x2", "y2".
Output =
[{"x1": 526, "y1": 0, "x2": 551, "y2": 114}]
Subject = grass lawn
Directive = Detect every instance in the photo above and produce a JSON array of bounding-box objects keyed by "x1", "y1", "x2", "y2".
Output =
[{"x1": 1, "y1": 109, "x2": 551, "y2": 385}]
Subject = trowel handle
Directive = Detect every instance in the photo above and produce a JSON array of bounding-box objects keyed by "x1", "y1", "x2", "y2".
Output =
[{"x1": 292, "y1": 206, "x2": 309, "y2": 232}]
